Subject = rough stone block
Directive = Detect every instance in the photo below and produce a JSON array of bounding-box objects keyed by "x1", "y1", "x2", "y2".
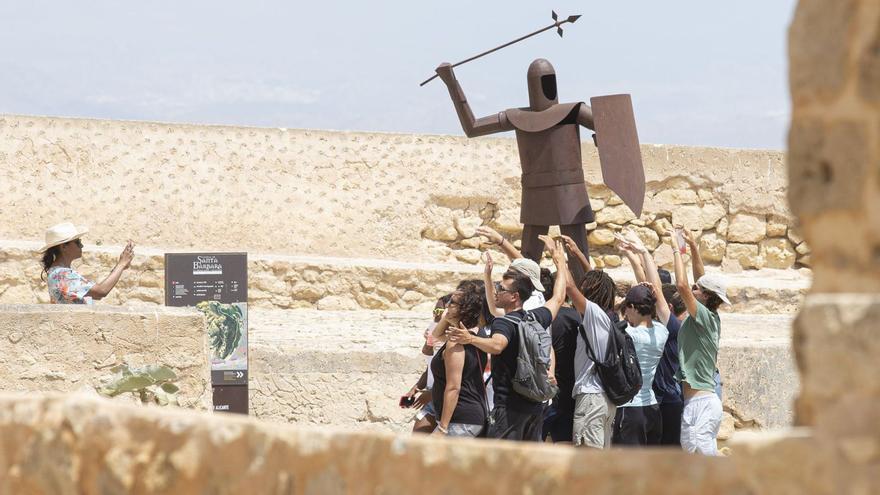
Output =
[
  {"x1": 766, "y1": 216, "x2": 789, "y2": 237},
  {"x1": 789, "y1": 0, "x2": 858, "y2": 104},
  {"x1": 725, "y1": 243, "x2": 764, "y2": 269},
  {"x1": 421, "y1": 225, "x2": 458, "y2": 242},
  {"x1": 603, "y1": 255, "x2": 622, "y2": 268},
  {"x1": 717, "y1": 217, "x2": 730, "y2": 237},
  {"x1": 650, "y1": 217, "x2": 673, "y2": 236},
  {"x1": 787, "y1": 118, "x2": 871, "y2": 217},
  {"x1": 588, "y1": 228, "x2": 616, "y2": 246},
  {"x1": 793, "y1": 295, "x2": 880, "y2": 435},
  {"x1": 795, "y1": 241, "x2": 811, "y2": 256},
  {"x1": 453, "y1": 249, "x2": 481, "y2": 264},
  {"x1": 595, "y1": 204, "x2": 636, "y2": 225},
  {"x1": 857, "y1": 6, "x2": 880, "y2": 103},
  {"x1": 760, "y1": 238, "x2": 797, "y2": 269},
  {"x1": 699, "y1": 233, "x2": 727, "y2": 262},
  {"x1": 728, "y1": 214, "x2": 767, "y2": 243},
  {"x1": 632, "y1": 226, "x2": 661, "y2": 251},
  {"x1": 671, "y1": 205, "x2": 703, "y2": 230},
  {"x1": 653, "y1": 189, "x2": 698, "y2": 205}
]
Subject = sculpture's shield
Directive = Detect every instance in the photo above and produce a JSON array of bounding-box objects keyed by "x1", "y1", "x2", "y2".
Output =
[{"x1": 590, "y1": 94, "x2": 645, "y2": 217}]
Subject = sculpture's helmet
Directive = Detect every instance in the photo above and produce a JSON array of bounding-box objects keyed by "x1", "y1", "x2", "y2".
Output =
[{"x1": 527, "y1": 58, "x2": 558, "y2": 111}]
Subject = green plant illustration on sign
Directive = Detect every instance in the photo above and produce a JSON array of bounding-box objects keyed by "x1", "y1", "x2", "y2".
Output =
[
  {"x1": 196, "y1": 300, "x2": 244, "y2": 360},
  {"x1": 96, "y1": 364, "x2": 180, "y2": 406}
]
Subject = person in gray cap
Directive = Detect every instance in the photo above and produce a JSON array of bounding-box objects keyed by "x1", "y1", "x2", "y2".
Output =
[
  {"x1": 667, "y1": 228, "x2": 730, "y2": 455},
  {"x1": 476, "y1": 226, "x2": 548, "y2": 313}
]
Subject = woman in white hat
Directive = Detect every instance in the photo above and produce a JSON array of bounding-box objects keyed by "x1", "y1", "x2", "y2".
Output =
[{"x1": 39, "y1": 222, "x2": 134, "y2": 304}]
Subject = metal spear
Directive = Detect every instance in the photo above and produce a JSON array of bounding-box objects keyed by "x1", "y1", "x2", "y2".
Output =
[{"x1": 420, "y1": 11, "x2": 581, "y2": 87}]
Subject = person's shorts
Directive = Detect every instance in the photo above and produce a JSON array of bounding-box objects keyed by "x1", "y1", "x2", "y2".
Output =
[
  {"x1": 416, "y1": 401, "x2": 436, "y2": 420},
  {"x1": 435, "y1": 422, "x2": 483, "y2": 438},
  {"x1": 612, "y1": 403, "x2": 662, "y2": 446},
  {"x1": 681, "y1": 393, "x2": 722, "y2": 455},
  {"x1": 487, "y1": 405, "x2": 543, "y2": 442},
  {"x1": 572, "y1": 393, "x2": 616, "y2": 448}
]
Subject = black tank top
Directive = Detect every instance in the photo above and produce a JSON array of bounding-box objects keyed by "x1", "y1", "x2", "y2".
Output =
[{"x1": 430, "y1": 342, "x2": 488, "y2": 426}]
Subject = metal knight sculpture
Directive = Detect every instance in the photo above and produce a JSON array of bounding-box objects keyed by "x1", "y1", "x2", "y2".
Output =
[{"x1": 435, "y1": 58, "x2": 645, "y2": 283}]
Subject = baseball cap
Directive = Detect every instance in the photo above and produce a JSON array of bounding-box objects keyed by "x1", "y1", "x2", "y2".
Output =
[
  {"x1": 697, "y1": 274, "x2": 731, "y2": 305},
  {"x1": 624, "y1": 284, "x2": 655, "y2": 307}
]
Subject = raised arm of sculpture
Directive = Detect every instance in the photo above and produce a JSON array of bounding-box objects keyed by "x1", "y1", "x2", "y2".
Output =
[{"x1": 435, "y1": 63, "x2": 514, "y2": 138}]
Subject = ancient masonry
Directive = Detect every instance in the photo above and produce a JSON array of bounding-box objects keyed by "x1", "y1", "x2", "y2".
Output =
[{"x1": 1, "y1": 0, "x2": 879, "y2": 491}]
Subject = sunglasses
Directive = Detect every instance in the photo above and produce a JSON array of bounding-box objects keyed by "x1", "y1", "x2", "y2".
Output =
[{"x1": 494, "y1": 282, "x2": 515, "y2": 294}]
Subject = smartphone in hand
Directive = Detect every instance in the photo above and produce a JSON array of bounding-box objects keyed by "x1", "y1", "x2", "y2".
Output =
[
  {"x1": 675, "y1": 228, "x2": 687, "y2": 254},
  {"x1": 399, "y1": 395, "x2": 416, "y2": 408}
]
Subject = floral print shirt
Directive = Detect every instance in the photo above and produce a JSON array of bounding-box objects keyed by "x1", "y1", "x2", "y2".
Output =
[{"x1": 47, "y1": 266, "x2": 95, "y2": 304}]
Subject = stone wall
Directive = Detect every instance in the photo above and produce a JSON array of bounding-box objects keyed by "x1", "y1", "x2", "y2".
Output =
[
  {"x1": 0, "y1": 114, "x2": 805, "y2": 273},
  {"x1": 0, "y1": 393, "x2": 855, "y2": 495},
  {"x1": 788, "y1": 0, "x2": 880, "y2": 434},
  {"x1": 0, "y1": 241, "x2": 808, "y2": 312},
  {"x1": 0, "y1": 304, "x2": 210, "y2": 409}
]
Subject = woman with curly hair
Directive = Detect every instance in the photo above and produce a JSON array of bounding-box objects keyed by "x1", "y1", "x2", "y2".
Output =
[{"x1": 430, "y1": 280, "x2": 490, "y2": 437}]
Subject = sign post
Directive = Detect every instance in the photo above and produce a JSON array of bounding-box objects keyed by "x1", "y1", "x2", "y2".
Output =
[{"x1": 165, "y1": 253, "x2": 249, "y2": 414}]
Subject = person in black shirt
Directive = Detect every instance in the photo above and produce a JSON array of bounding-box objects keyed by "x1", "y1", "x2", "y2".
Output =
[
  {"x1": 538, "y1": 268, "x2": 581, "y2": 443},
  {"x1": 449, "y1": 237, "x2": 568, "y2": 442},
  {"x1": 431, "y1": 282, "x2": 490, "y2": 437}
]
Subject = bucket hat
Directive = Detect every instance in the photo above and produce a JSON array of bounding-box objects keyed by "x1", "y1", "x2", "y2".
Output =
[{"x1": 509, "y1": 258, "x2": 545, "y2": 292}]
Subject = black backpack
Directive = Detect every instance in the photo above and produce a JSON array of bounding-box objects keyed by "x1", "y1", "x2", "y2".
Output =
[{"x1": 579, "y1": 320, "x2": 642, "y2": 406}]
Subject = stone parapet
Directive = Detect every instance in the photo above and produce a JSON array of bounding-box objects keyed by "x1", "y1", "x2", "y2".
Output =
[
  {"x1": 0, "y1": 392, "x2": 862, "y2": 494},
  {"x1": 0, "y1": 304, "x2": 210, "y2": 409}
]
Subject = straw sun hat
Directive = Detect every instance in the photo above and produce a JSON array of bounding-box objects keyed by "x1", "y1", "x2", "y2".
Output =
[{"x1": 39, "y1": 222, "x2": 88, "y2": 252}]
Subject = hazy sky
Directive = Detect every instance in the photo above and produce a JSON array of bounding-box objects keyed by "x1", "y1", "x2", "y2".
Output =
[{"x1": 1, "y1": 1, "x2": 797, "y2": 149}]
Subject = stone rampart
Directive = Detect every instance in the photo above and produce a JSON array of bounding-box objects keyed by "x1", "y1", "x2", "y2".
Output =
[
  {"x1": 0, "y1": 114, "x2": 805, "y2": 274},
  {"x1": 0, "y1": 304, "x2": 210, "y2": 409}
]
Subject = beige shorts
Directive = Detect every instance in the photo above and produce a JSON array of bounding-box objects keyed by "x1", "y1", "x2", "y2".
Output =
[{"x1": 572, "y1": 392, "x2": 616, "y2": 448}]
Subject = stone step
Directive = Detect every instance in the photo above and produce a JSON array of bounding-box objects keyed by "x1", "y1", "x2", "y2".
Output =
[
  {"x1": 247, "y1": 309, "x2": 797, "y2": 432},
  {"x1": 1, "y1": 240, "x2": 810, "y2": 314}
]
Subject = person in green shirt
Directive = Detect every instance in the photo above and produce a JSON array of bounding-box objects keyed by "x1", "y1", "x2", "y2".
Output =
[{"x1": 668, "y1": 228, "x2": 730, "y2": 455}]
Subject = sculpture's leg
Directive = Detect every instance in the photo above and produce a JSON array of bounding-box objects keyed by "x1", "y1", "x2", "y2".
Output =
[
  {"x1": 560, "y1": 223, "x2": 588, "y2": 287},
  {"x1": 520, "y1": 224, "x2": 549, "y2": 263}
]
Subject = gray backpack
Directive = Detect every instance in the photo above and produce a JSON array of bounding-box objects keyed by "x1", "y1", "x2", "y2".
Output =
[{"x1": 502, "y1": 312, "x2": 558, "y2": 403}]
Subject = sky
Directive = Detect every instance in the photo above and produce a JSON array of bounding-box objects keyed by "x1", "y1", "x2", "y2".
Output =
[{"x1": 0, "y1": 1, "x2": 798, "y2": 149}]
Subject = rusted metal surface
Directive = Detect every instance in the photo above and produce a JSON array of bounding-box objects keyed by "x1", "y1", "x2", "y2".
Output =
[{"x1": 591, "y1": 94, "x2": 646, "y2": 217}]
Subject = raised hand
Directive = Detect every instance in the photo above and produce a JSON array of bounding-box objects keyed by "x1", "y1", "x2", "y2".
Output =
[
  {"x1": 559, "y1": 234, "x2": 581, "y2": 254},
  {"x1": 118, "y1": 240, "x2": 134, "y2": 269},
  {"x1": 682, "y1": 227, "x2": 699, "y2": 247},
  {"x1": 476, "y1": 225, "x2": 503, "y2": 246},
  {"x1": 537, "y1": 234, "x2": 556, "y2": 255},
  {"x1": 435, "y1": 63, "x2": 456, "y2": 85},
  {"x1": 483, "y1": 251, "x2": 494, "y2": 279}
]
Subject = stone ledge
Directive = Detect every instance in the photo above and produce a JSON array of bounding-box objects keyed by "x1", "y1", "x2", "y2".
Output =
[
  {"x1": 0, "y1": 392, "x2": 846, "y2": 495},
  {"x1": 1, "y1": 241, "x2": 809, "y2": 313}
]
